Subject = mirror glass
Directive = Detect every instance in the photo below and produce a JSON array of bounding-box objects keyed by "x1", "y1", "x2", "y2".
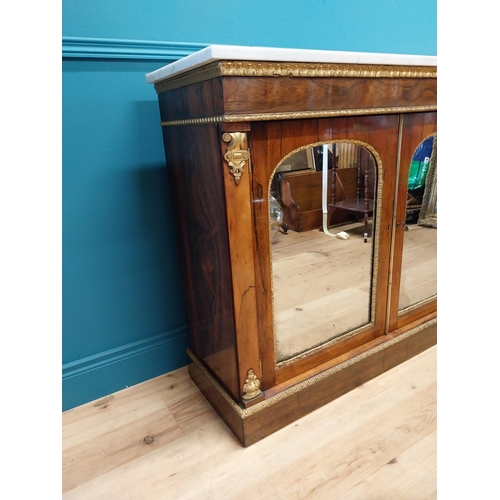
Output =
[
  {"x1": 270, "y1": 142, "x2": 378, "y2": 362},
  {"x1": 398, "y1": 134, "x2": 437, "y2": 312}
]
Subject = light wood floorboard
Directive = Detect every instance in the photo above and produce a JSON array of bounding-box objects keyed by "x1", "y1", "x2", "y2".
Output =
[{"x1": 62, "y1": 345, "x2": 437, "y2": 499}]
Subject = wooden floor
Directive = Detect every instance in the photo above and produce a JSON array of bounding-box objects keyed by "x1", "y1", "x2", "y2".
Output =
[
  {"x1": 62, "y1": 345, "x2": 437, "y2": 499},
  {"x1": 399, "y1": 224, "x2": 437, "y2": 311}
]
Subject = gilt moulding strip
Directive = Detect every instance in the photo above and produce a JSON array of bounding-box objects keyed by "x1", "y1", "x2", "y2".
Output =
[
  {"x1": 187, "y1": 316, "x2": 437, "y2": 419},
  {"x1": 218, "y1": 61, "x2": 437, "y2": 78},
  {"x1": 153, "y1": 60, "x2": 437, "y2": 93},
  {"x1": 62, "y1": 37, "x2": 207, "y2": 60},
  {"x1": 160, "y1": 105, "x2": 438, "y2": 127}
]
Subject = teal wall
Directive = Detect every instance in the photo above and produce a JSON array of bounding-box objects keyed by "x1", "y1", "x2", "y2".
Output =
[
  {"x1": 63, "y1": 0, "x2": 437, "y2": 55},
  {"x1": 62, "y1": 0, "x2": 437, "y2": 411}
]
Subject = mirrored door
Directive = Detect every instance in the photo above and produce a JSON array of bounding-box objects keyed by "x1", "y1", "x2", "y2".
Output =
[
  {"x1": 398, "y1": 134, "x2": 437, "y2": 312},
  {"x1": 268, "y1": 141, "x2": 381, "y2": 363},
  {"x1": 389, "y1": 113, "x2": 437, "y2": 331},
  {"x1": 249, "y1": 114, "x2": 402, "y2": 386}
]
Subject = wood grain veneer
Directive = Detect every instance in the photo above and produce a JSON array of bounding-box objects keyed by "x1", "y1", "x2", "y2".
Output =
[
  {"x1": 222, "y1": 77, "x2": 436, "y2": 116},
  {"x1": 161, "y1": 123, "x2": 240, "y2": 399},
  {"x1": 153, "y1": 55, "x2": 437, "y2": 446}
]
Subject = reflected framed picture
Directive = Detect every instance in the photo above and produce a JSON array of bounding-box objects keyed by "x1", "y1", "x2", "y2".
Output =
[
  {"x1": 418, "y1": 134, "x2": 437, "y2": 228},
  {"x1": 277, "y1": 147, "x2": 315, "y2": 174}
]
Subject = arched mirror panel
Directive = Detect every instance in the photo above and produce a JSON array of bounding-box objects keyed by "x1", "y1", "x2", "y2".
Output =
[
  {"x1": 398, "y1": 134, "x2": 437, "y2": 313},
  {"x1": 268, "y1": 142, "x2": 380, "y2": 363}
]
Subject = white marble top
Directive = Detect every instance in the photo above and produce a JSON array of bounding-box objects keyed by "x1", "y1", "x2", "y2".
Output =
[{"x1": 146, "y1": 44, "x2": 437, "y2": 84}]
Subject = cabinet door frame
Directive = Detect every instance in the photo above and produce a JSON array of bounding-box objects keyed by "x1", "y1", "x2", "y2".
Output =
[
  {"x1": 250, "y1": 114, "x2": 399, "y2": 388},
  {"x1": 387, "y1": 112, "x2": 437, "y2": 333}
]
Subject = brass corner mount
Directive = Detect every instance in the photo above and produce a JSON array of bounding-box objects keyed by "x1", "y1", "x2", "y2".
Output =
[
  {"x1": 222, "y1": 132, "x2": 250, "y2": 185},
  {"x1": 242, "y1": 368, "x2": 262, "y2": 400}
]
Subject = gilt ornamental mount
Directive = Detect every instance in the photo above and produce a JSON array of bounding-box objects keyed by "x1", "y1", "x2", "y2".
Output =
[{"x1": 222, "y1": 132, "x2": 250, "y2": 186}]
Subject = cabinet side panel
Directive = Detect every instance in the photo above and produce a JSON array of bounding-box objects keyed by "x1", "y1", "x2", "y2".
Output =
[{"x1": 160, "y1": 123, "x2": 239, "y2": 398}]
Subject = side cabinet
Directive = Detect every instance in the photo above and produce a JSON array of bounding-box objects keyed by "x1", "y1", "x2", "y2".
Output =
[{"x1": 148, "y1": 48, "x2": 437, "y2": 446}]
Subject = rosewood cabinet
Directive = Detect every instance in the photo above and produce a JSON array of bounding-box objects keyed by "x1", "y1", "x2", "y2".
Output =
[{"x1": 147, "y1": 45, "x2": 437, "y2": 446}]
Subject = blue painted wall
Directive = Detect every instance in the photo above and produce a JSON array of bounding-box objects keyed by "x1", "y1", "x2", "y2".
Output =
[
  {"x1": 63, "y1": 0, "x2": 437, "y2": 55},
  {"x1": 62, "y1": 0, "x2": 437, "y2": 411}
]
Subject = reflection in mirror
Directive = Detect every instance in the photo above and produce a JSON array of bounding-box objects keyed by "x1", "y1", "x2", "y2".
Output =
[
  {"x1": 269, "y1": 195, "x2": 284, "y2": 238},
  {"x1": 398, "y1": 134, "x2": 437, "y2": 313},
  {"x1": 418, "y1": 135, "x2": 437, "y2": 229},
  {"x1": 270, "y1": 142, "x2": 378, "y2": 362}
]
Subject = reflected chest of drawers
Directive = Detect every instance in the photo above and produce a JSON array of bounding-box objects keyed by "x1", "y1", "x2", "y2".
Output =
[{"x1": 147, "y1": 45, "x2": 437, "y2": 446}]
